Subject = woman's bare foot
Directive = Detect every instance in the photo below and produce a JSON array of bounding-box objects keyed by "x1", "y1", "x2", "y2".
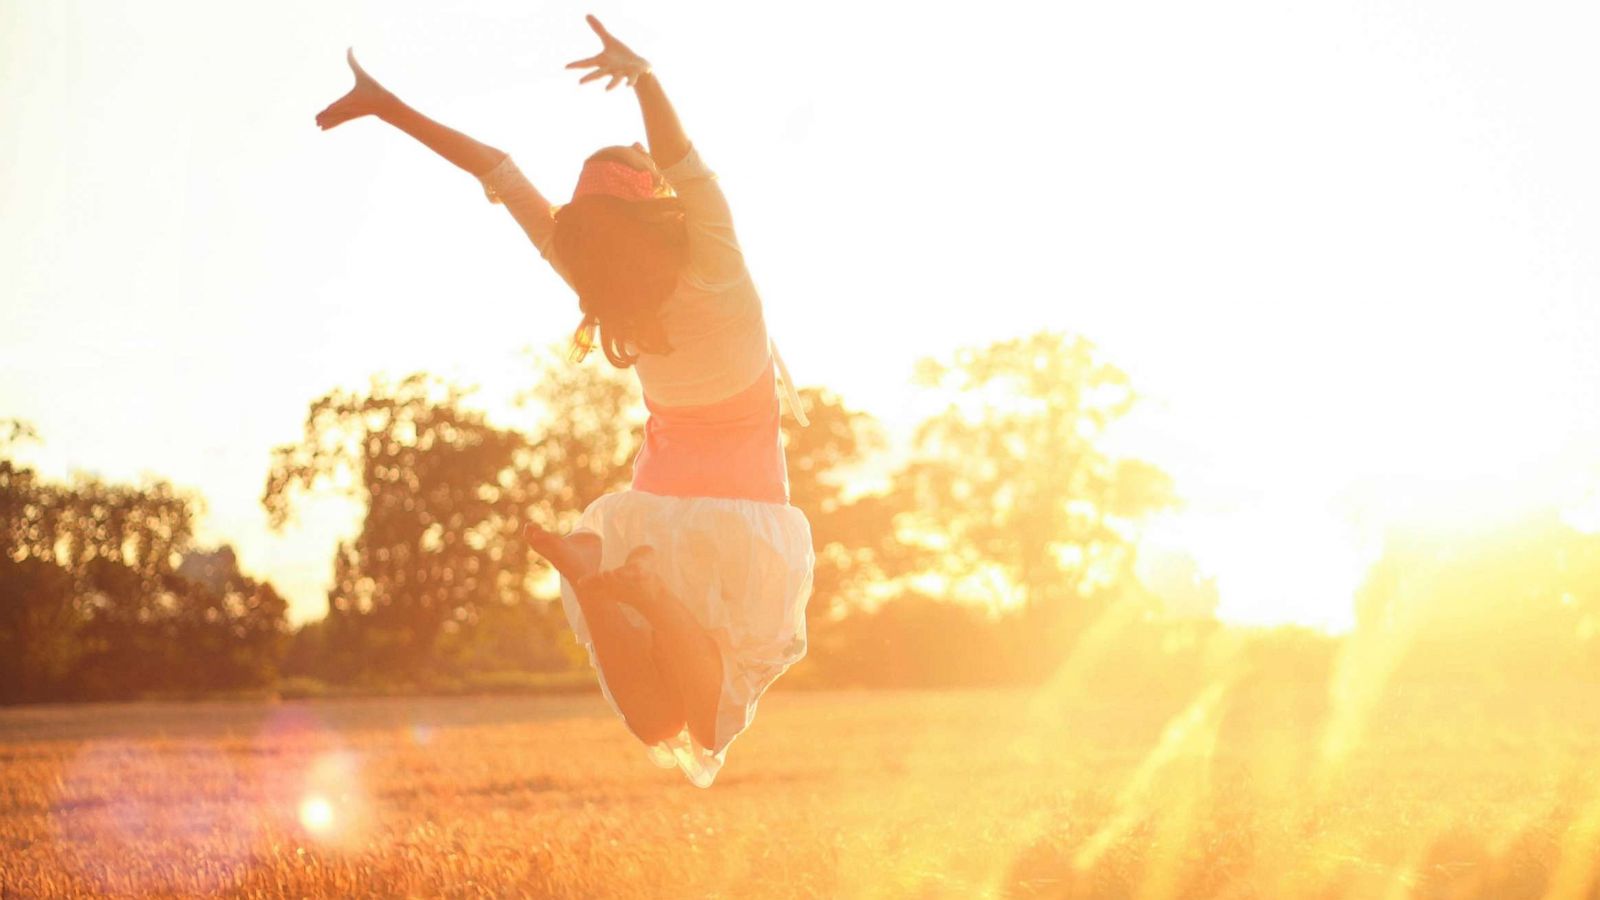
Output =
[
  {"x1": 315, "y1": 49, "x2": 397, "y2": 130},
  {"x1": 610, "y1": 545, "x2": 657, "y2": 607},
  {"x1": 622, "y1": 544, "x2": 657, "y2": 573},
  {"x1": 523, "y1": 524, "x2": 601, "y2": 584}
]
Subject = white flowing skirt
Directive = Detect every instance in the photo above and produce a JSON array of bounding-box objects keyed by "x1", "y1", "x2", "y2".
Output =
[{"x1": 558, "y1": 490, "x2": 814, "y2": 787}]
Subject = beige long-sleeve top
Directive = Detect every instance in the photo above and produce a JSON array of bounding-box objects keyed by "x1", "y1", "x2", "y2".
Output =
[{"x1": 479, "y1": 147, "x2": 775, "y2": 410}]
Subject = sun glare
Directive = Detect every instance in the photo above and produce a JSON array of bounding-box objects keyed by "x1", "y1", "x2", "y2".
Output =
[
  {"x1": 297, "y1": 795, "x2": 336, "y2": 836},
  {"x1": 1563, "y1": 483, "x2": 1600, "y2": 535},
  {"x1": 1142, "y1": 505, "x2": 1374, "y2": 633}
]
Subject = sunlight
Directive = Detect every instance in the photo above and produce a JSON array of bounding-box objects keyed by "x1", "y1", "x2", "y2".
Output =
[
  {"x1": 297, "y1": 795, "x2": 336, "y2": 836},
  {"x1": 1562, "y1": 480, "x2": 1600, "y2": 535},
  {"x1": 7, "y1": 0, "x2": 1600, "y2": 895},
  {"x1": 1073, "y1": 681, "x2": 1228, "y2": 875},
  {"x1": 1546, "y1": 778, "x2": 1600, "y2": 900},
  {"x1": 294, "y1": 751, "x2": 370, "y2": 848},
  {"x1": 1147, "y1": 505, "x2": 1373, "y2": 633}
]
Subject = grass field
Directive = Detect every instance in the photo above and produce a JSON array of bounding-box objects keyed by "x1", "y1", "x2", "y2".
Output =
[{"x1": 4, "y1": 681, "x2": 1600, "y2": 898}]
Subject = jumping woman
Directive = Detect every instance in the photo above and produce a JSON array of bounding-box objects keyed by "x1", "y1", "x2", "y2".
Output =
[{"x1": 315, "y1": 16, "x2": 814, "y2": 787}]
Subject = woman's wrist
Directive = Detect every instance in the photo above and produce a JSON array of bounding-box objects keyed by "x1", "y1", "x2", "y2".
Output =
[
  {"x1": 633, "y1": 70, "x2": 663, "y2": 97},
  {"x1": 373, "y1": 91, "x2": 407, "y2": 123}
]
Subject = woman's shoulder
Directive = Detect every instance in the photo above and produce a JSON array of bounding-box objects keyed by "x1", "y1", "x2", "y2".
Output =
[{"x1": 660, "y1": 145, "x2": 715, "y2": 188}]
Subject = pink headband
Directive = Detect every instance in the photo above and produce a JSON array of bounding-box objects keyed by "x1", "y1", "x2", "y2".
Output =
[{"x1": 573, "y1": 159, "x2": 657, "y2": 202}]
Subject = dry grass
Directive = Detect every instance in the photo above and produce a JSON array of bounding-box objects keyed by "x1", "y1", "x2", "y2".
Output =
[{"x1": 2, "y1": 681, "x2": 1599, "y2": 898}]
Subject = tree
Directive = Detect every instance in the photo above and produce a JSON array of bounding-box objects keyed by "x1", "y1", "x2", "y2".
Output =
[
  {"x1": 892, "y1": 332, "x2": 1177, "y2": 665},
  {"x1": 264, "y1": 373, "x2": 537, "y2": 681},
  {"x1": 513, "y1": 348, "x2": 643, "y2": 536},
  {"x1": 3, "y1": 467, "x2": 200, "y2": 699},
  {"x1": 0, "y1": 421, "x2": 79, "y2": 699},
  {"x1": 262, "y1": 350, "x2": 644, "y2": 683},
  {"x1": 172, "y1": 546, "x2": 291, "y2": 689},
  {"x1": 814, "y1": 592, "x2": 1011, "y2": 688},
  {"x1": 0, "y1": 557, "x2": 77, "y2": 702},
  {"x1": 3, "y1": 426, "x2": 288, "y2": 701},
  {"x1": 781, "y1": 387, "x2": 924, "y2": 622}
]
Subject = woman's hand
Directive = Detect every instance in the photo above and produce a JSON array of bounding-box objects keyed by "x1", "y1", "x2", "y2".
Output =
[
  {"x1": 565, "y1": 15, "x2": 651, "y2": 91},
  {"x1": 315, "y1": 49, "x2": 398, "y2": 130}
]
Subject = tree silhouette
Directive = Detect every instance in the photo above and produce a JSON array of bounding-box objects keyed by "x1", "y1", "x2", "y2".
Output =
[
  {"x1": 513, "y1": 348, "x2": 643, "y2": 536},
  {"x1": 0, "y1": 557, "x2": 77, "y2": 702},
  {"x1": 781, "y1": 387, "x2": 929, "y2": 624},
  {"x1": 892, "y1": 332, "x2": 1177, "y2": 665},
  {"x1": 264, "y1": 373, "x2": 536, "y2": 681},
  {"x1": 3, "y1": 426, "x2": 287, "y2": 701},
  {"x1": 264, "y1": 352, "x2": 645, "y2": 683}
]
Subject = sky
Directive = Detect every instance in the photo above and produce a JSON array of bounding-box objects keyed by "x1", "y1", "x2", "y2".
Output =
[{"x1": 3, "y1": 0, "x2": 1598, "y2": 630}]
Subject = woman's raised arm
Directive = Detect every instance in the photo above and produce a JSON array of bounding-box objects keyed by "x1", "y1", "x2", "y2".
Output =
[
  {"x1": 564, "y1": 16, "x2": 747, "y2": 288},
  {"x1": 565, "y1": 16, "x2": 690, "y2": 170},
  {"x1": 316, "y1": 50, "x2": 564, "y2": 277},
  {"x1": 316, "y1": 50, "x2": 511, "y2": 178}
]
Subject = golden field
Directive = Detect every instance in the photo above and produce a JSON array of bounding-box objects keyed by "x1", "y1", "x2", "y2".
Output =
[{"x1": 4, "y1": 676, "x2": 1600, "y2": 899}]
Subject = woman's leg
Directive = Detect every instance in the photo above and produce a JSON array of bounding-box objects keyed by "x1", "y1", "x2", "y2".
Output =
[
  {"x1": 316, "y1": 50, "x2": 505, "y2": 176},
  {"x1": 614, "y1": 548, "x2": 725, "y2": 751},
  {"x1": 524, "y1": 525, "x2": 687, "y2": 744},
  {"x1": 571, "y1": 574, "x2": 686, "y2": 744}
]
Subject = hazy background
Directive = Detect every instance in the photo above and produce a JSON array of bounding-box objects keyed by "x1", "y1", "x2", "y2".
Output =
[{"x1": 4, "y1": 0, "x2": 1599, "y2": 630}]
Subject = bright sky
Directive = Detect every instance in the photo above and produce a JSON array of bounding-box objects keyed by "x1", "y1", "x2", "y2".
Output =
[{"x1": 4, "y1": 0, "x2": 1598, "y2": 631}]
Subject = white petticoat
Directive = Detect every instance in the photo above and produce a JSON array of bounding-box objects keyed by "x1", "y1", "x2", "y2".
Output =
[{"x1": 558, "y1": 489, "x2": 814, "y2": 787}]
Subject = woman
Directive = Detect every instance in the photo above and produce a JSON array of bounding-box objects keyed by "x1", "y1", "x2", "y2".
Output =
[{"x1": 316, "y1": 16, "x2": 813, "y2": 787}]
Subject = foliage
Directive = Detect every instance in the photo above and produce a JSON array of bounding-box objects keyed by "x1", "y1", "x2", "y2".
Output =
[
  {"x1": 264, "y1": 373, "x2": 539, "y2": 681},
  {"x1": 514, "y1": 348, "x2": 644, "y2": 536},
  {"x1": 898, "y1": 333, "x2": 1177, "y2": 612},
  {"x1": 264, "y1": 352, "x2": 640, "y2": 684},
  {"x1": 1, "y1": 427, "x2": 287, "y2": 702},
  {"x1": 781, "y1": 387, "x2": 927, "y2": 622},
  {"x1": 9, "y1": 328, "x2": 1202, "y2": 698},
  {"x1": 0, "y1": 557, "x2": 77, "y2": 701},
  {"x1": 803, "y1": 592, "x2": 1012, "y2": 688},
  {"x1": 261, "y1": 333, "x2": 1192, "y2": 690}
]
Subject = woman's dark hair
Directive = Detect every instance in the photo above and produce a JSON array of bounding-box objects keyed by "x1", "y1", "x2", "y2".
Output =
[{"x1": 553, "y1": 151, "x2": 686, "y2": 368}]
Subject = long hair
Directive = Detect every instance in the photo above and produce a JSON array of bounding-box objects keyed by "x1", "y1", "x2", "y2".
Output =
[{"x1": 553, "y1": 154, "x2": 687, "y2": 368}]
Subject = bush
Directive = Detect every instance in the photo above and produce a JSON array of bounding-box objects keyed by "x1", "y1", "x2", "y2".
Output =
[
  {"x1": 275, "y1": 676, "x2": 332, "y2": 700},
  {"x1": 460, "y1": 669, "x2": 598, "y2": 696}
]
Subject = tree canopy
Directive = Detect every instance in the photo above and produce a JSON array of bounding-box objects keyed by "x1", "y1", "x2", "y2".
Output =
[{"x1": 2, "y1": 422, "x2": 287, "y2": 702}]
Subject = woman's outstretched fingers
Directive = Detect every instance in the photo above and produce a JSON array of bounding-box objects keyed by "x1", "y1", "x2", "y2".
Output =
[
  {"x1": 585, "y1": 14, "x2": 616, "y2": 44},
  {"x1": 316, "y1": 96, "x2": 354, "y2": 130},
  {"x1": 565, "y1": 13, "x2": 648, "y2": 88},
  {"x1": 315, "y1": 48, "x2": 392, "y2": 130}
]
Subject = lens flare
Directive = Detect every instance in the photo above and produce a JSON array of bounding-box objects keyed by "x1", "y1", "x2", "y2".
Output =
[
  {"x1": 48, "y1": 740, "x2": 249, "y2": 894},
  {"x1": 298, "y1": 795, "x2": 335, "y2": 836},
  {"x1": 294, "y1": 751, "x2": 372, "y2": 849}
]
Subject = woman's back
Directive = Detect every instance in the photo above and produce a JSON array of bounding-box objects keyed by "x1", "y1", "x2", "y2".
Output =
[{"x1": 632, "y1": 146, "x2": 772, "y2": 410}]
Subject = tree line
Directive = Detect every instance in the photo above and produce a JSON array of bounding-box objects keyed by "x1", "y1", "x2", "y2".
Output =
[
  {"x1": 6, "y1": 332, "x2": 1598, "y2": 703},
  {"x1": 2, "y1": 423, "x2": 287, "y2": 701},
  {"x1": 256, "y1": 333, "x2": 1183, "y2": 694}
]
